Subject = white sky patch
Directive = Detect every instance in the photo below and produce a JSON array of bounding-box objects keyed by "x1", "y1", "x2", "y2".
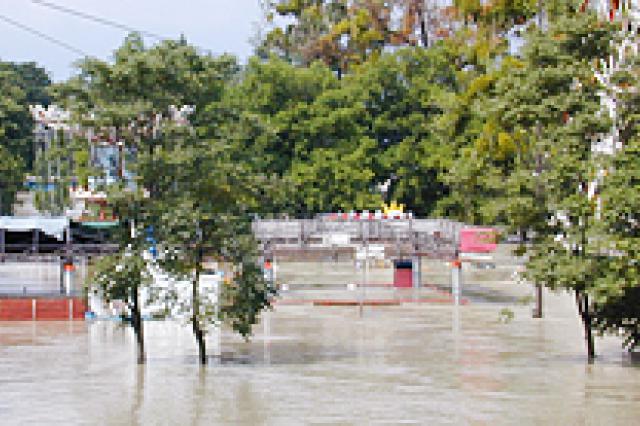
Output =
[{"x1": 0, "y1": 0, "x2": 263, "y2": 81}]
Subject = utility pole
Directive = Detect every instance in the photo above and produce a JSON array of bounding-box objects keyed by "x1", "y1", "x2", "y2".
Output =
[{"x1": 0, "y1": 228, "x2": 5, "y2": 261}]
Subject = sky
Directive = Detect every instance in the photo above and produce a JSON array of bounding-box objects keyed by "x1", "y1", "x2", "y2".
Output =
[{"x1": 0, "y1": 0, "x2": 264, "y2": 81}]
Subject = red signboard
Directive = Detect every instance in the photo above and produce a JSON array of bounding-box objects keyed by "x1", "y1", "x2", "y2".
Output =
[{"x1": 459, "y1": 228, "x2": 497, "y2": 253}]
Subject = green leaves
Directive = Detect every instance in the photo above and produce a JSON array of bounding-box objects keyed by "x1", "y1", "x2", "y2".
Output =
[
  {"x1": 92, "y1": 250, "x2": 152, "y2": 303},
  {"x1": 0, "y1": 62, "x2": 40, "y2": 213}
]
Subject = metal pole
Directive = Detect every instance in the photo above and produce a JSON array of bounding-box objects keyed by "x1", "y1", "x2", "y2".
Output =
[
  {"x1": 59, "y1": 255, "x2": 65, "y2": 295},
  {"x1": 412, "y1": 231, "x2": 421, "y2": 290},
  {"x1": 32, "y1": 228, "x2": 39, "y2": 253},
  {"x1": 0, "y1": 228, "x2": 5, "y2": 260},
  {"x1": 65, "y1": 224, "x2": 72, "y2": 268},
  {"x1": 299, "y1": 219, "x2": 304, "y2": 246},
  {"x1": 364, "y1": 223, "x2": 368, "y2": 310},
  {"x1": 451, "y1": 253, "x2": 461, "y2": 306},
  {"x1": 263, "y1": 309, "x2": 271, "y2": 365},
  {"x1": 412, "y1": 256, "x2": 421, "y2": 290},
  {"x1": 273, "y1": 251, "x2": 277, "y2": 288},
  {"x1": 64, "y1": 262, "x2": 73, "y2": 296},
  {"x1": 360, "y1": 221, "x2": 368, "y2": 317}
]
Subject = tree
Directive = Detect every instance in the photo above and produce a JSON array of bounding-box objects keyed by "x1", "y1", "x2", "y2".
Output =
[
  {"x1": 0, "y1": 145, "x2": 24, "y2": 215},
  {"x1": 290, "y1": 138, "x2": 383, "y2": 212},
  {"x1": 260, "y1": 0, "x2": 408, "y2": 75},
  {"x1": 209, "y1": 44, "x2": 463, "y2": 217},
  {"x1": 0, "y1": 61, "x2": 51, "y2": 107},
  {"x1": 490, "y1": 11, "x2": 616, "y2": 360},
  {"x1": 590, "y1": 83, "x2": 640, "y2": 350},
  {"x1": 51, "y1": 34, "x2": 277, "y2": 364},
  {"x1": 141, "y1": 131, "x2": 276, "y2": 364},
  {"x1": 92, "y1": 188, "x2": 152, "y2": 364},
  {"x1": 0, "y1": 64, "x2": 34, "y2": 214}
]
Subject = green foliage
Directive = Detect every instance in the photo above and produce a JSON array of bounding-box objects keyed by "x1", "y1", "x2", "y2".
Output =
[
  {"x1": 48, "y1": 35, "x2": 280, "y2": 347},
  {"x1": 53, "y1": 33, "x2": 238, "y2": 130},
  {"x1": 0, "y1": 61, "x2": 51, "y2": 106},
  {"x1": 211, "y1": 45, "x2": 460, "y2": 216},
  {"x1": 0, "y1": 144, "x2": 24, "y2": 215},
  {"x1": 0, "y1": 63, "x2": 37, "y2": 213},
  {"x1": 92, "y1": 250, "x2": 152, "y2": 304},
  {"x1": 590, "y1": 140, "x2": 640, "y2": 350}
]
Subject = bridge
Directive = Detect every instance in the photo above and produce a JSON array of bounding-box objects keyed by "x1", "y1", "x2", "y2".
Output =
[
  {"x1": 1, "y1": 216, "x2": 464, "y2": 257},
  {"x1": 252, "y1": 218, "x2": 463, "y2": 260}
]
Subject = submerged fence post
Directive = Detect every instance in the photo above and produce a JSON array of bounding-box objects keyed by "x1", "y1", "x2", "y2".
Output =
[
  {"x1": 412, "y1": 256, "x2": 421, "y2": 289},
  {"x1": 451, "y1": 258, "x2": 462, "y2": 306},
  {"x1": 63, "y1": 261, "x2": 74, "y2": 296}
]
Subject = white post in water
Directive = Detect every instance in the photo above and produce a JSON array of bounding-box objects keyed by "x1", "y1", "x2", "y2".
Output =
[
  {"x1": 451, "y1": 258, "x2": 462, "y2": 306},
  {"x1": 412, "y1": 256, "x2": 421, "y2": 289},
  {"x1": 63, "y1": 262, "x2": 74, "y2": 296},
  {"x1": 213, "y1": 278, "x2": 222, "y2": 358},
  {"x1": 263, "y1": 309, "x2": 271, "y2": 365},
  {"x1": 273, "y1": 253, "x2": 277, "y2": 288},
  {"x1": 360, "y1": 222, "x2": 369, "y2": 317}
]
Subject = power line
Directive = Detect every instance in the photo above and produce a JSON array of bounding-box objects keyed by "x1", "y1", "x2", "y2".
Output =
[
  {"x1": 30, "y1": 0, "x2": 166, "y2": 41},
  {"x1": 0, "y1": 13, "x2": 89, "y2": 57}
]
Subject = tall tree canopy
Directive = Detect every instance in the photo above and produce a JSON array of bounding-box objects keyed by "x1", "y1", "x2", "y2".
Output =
[
  {"x1": 0, "y1": 61, "x2": 48, "y2": 213},
  {"x1": 50, "y1": 35, "x2": 277, "y2": 363}
]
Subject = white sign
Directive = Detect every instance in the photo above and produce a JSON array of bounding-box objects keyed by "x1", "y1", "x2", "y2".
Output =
[
  {"x1": 356, "y1": 244, "x2": 385, "y2": 260},
  {"x1": 323, "y1": 233, "x2": 351, "y2": 246}
]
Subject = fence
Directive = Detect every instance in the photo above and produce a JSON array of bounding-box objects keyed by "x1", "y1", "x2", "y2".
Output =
[{"x1": 0, "y1": 254, "x2": 87, "y2": 296}]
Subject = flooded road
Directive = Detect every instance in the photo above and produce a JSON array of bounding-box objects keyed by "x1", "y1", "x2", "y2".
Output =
[{"x1": 1, "y1": 289, "x2": 639, "y2": 425}]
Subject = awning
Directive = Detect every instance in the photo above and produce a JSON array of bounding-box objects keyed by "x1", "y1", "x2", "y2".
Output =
[
  {"x1": 0, "y1": 216, "x2": 69, "y2": 241},
  {"x1": 81, "y1": 221, "x2": 119, "y2": 229}
]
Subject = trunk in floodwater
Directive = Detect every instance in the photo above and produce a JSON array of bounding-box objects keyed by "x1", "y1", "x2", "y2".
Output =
[
  {"x1": 583, "y1": 293, "x2": 595, "y2": 363},
  {"x1": 576, "y1": 291, "x2": 595, "y2": 362},
  {"x1": 192, "y1": 246, "x2": 206, "y2": 365},
  {"x1": 534, "y1": 283, "x2": 543, "y2": 318},
  {"x1": 131, "y1": 285, "x2": 145, "y2": 364}
]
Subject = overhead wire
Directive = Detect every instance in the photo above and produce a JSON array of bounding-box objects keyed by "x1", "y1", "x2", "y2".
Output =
[
  {"x1": 0, "y1": 13, "x2": 89, "y2": 57},
  {"x1": 30, "y1": 0, "x2": 166, "y2": 41}
]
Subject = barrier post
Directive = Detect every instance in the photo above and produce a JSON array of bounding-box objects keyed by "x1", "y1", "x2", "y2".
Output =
[
  {"x1": 63, "y1": 261, "x2": 74, "y2": 296},
  {"x1": 451, "y1": 258, "x2": 462, "y2": 306},
  {"x1": 412, "y1": 256, "x2": 421, "y2": 289}
]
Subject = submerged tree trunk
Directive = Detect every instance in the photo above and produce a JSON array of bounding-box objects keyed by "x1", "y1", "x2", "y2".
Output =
[
  {"x1": 583, "y1": 293, "x2": 595, "y2": 362},
  {"x1": 192, "y1": 245, "x2": 206, "y2": 365},
  {"x1": 131, "y1": 285, "x2": 145, "y2": 364},
  {"x1": 534, "y1": 283, "x2": 543, "y2": 318},
  {"x1": 576, "y1": 290, "x2": 595, "y2": 362}
]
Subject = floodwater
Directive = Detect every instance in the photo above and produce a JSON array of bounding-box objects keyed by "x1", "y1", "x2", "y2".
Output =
[{"x1": 1, "y1": 289, "x2": 640, "y2": 425}]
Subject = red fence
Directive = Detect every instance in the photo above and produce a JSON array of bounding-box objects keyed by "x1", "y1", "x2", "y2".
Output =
[{"x1": 0, "y1": 297, "x2": 87, "y2": 320}]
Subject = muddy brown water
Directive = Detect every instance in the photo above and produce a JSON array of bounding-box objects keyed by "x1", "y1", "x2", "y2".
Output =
[{"x1": 1, "y1": 288, "x2": 639, "y2": 425}]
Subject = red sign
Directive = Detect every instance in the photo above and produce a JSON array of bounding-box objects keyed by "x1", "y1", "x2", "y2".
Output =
[{"x1": 459, "y1": 228, "x2": 497, "y2": 253}]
